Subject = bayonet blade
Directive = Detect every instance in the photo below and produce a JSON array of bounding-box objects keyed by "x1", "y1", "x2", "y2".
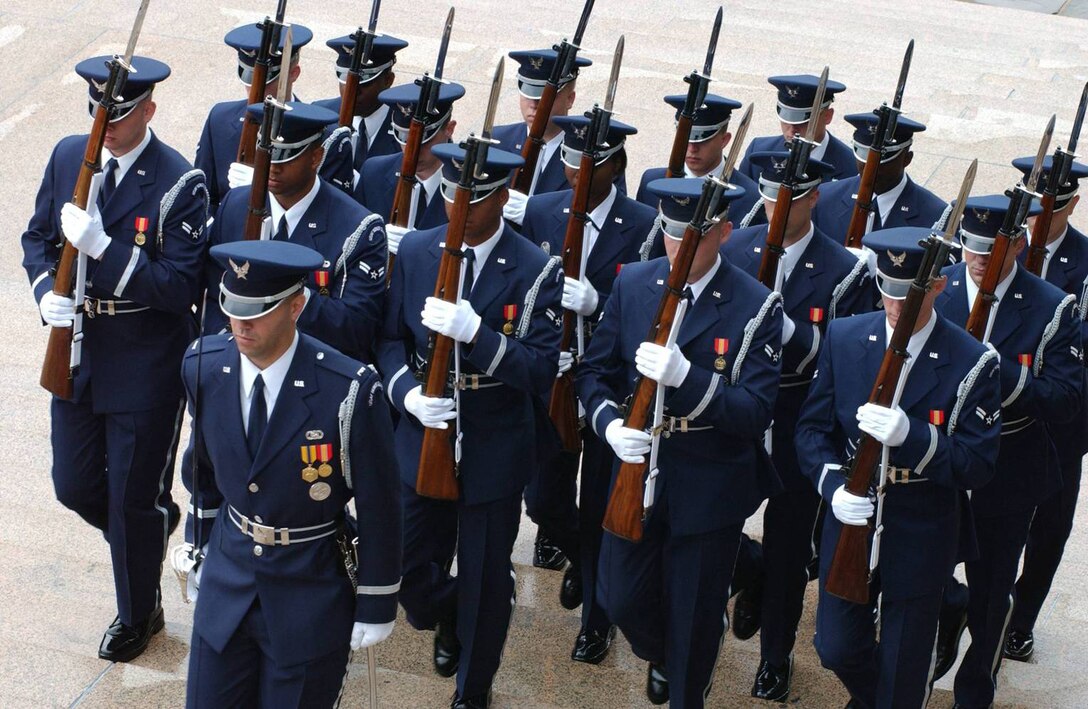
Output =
[
  {"x1": 803, "y1": 66, "x2": 830, "y2": 144},
  {"x1": 1068, "y1": 81, "x2": 1088, "y2": 155},
  {"x1": 941, "y1": 159, "x2": 977, "y2": 243},
  {"x1": 123, "y1": 0, "x2": 152, "y2": 65},
  {"x1": 572, "y1": 0, "x2": 595, "y2": 47},
  {"x1": 367, "y1": 0, "x2": 382, "y2": 34},
  {"x1": 274, "y1": 0, "x2": 288, "y2": 24},
  {"x1": 434, "y1": 7, "x2": 455, "y2": 80},
  {"x1": 275, "y1": 26, "x2": 294, "y2": 106},
  {"x1": 892, "y1": 39, "x2": 914, "y2": 110},
  {"x1": 721, "y1": 103, "x2": 754, "y2": 181},
  {"x1": 603, "y1": 35, "x2": 624, "y2": 113},
  {"x1": 481, "y1": 57, "x2": 504, "y2": 139},
  {"x1": 1026, "y1": 114, "x2": 1056, "y2": 193},
  {"x1": 703, "y1": 6, "x2": 723, "y2": 77}
]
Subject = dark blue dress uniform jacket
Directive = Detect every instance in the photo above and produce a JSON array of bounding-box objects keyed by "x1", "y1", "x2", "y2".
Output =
[
  {"x1": 739, "y1": 132, "x2": 857, "y2": 184},
  {"x1": 723, "y1": 225, "x2": 875, "y2": 489},
  {"x1": 195, "y1": 99, "x2": 355, "y2": 210},
  {"x1": 812, "y1": 176, "x2": 948, "y2": 244},
  {"x1": 937, "y1": 262, "x2": 1084, "y2": 517},
  {"x1": 492, "y1": 122, "x2": 628, "y2": 195},
  {"x1": 354, "y1": 152, "x2": 449, "y2": 230},
  {"x1": 201, "y1": 180, "x2": 387, "y2": 360},
  {"x1": 184, "y1": 333, "x2": 402, "y2": 667},
  {"x1": 796, "y1": 312, "x2": 1002, "y2": 599},
  {"x1": 576, "y1": 257, "x2": 784, "y2": 536},
  {"x1": 313, "y1": 97, "x2": 401, "y2": 170},
  {"x1": 520, "y1": 188, "x2": 659, "y2": 317},
  {"x1": 21, "y1": 131, "x2": 208, "y2": 412},
  {"x1": 377, "y1": 224, "x2": 564, "y2": 505},
  {"x1": 634, "y1": 166, "x2": 763, "y2": 228}
]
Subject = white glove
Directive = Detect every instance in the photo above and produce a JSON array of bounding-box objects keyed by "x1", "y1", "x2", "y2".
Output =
[
  {"x1": 421, "y1": 297, "x2": 482, "y2": 344},
  {"x1": 39, "y1": 292, "x2": 76, "y2": 327},
  {"x1": 228, "y1": 161, "x2": 255, "y2": 189},
  {"x1": 605, "y1": 418, "x2": 652, "y2": 464},
  {"x1": 169, "y1": 543, "x2": 206, "y2": 604},
  {"x1": 386, "y1": 224, "x2": 410, "y2": 256},
  {"x1": 831, "y1": 484, "x2": 874, "y2": 525},
  {"x1": 351, "y1": 621, "x2": 395, "y2": 650},
  {"x1": 404, "y1": 386, "x2": 456, "y2": 429},
  {"x1": 782, "y1": 314, "x2": 796, "y2": 345},
  {"x1": 558, "y1": 351, "x2": 574, "y2": 376},
  {"x1": 562, "y1": 277, "x2": 599, "y2": 317},
  {"x1": 635, "y1": 342, "x2": 691, "y2": 388},
  {"x1": 856, "y1": 403, "x2": 910, "y2": 447},
  {"x1": 60, "y1": 203, "x2": 110, "y2": 259},
  {"x1": 503, "y1": 189, "x2": 529, "y2": 225}
]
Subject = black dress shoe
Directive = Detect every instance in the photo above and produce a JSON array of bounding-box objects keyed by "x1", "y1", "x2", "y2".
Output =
[
  {"x1": 932, "y1": 600, "x2": 968, "y2": 681},
  {"x1": 646, "y1": 663, "x2": 669, "y2": 705},
  {"x1": 450, "y1": 689, "x2": 491, "y2": 708},
  {"x1": 434, "y1": 620, "x2": 461, "y2": 678},
  {"x1": 98, "y1": 605, "x2": 164, "y2": 662},
  {"x1": 533, "y1": 531, "x2": 568, "y2": 571},
  {"x1": 571, "y1": 626, "x2": 615, "y2": 665},
  {"x1": 1003, "y1": 628, "x2": 1034, "y2": 662},
  {"x1": 732, "y1": 572, "x2": 764, "y2": 641},
  {"x1": 751, "y1": 657, "x2": 792, "y2": 702},
  {"x1": 560, "y1": 565, "x2": 583, "y2": 610}
]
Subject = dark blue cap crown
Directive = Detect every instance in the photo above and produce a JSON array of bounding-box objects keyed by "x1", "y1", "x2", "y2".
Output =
[
  {"x1": 326, "y1": 34, "x2": 408, "y2": 83},
  {"x1": 663, "y1": 94, "x2": 741, "y2": 142},
  {"x1": 1011, "y1": 155, "x2": 1088, "y2": 203},
  {"x1": 748, "y1": 150, "x2": 832, "y2": 201},
  {"x1": 553, "y1": 114, "x2": 636, "y2": 168},
  {"x1": 768, "y1": 74, "x2": 847, "y2": 124},
  {"x1": 76, "y1": 55, "x2": 170, "y2": 103},
  {"x1": 508, "y1": 49, "x2": 592, "y2": 99},
  {"x1": 212, "y1": 240, "x2": 324, "y2": 320},
  {"x1": 434, "y1": 143, "x2": 524, "y2": 203},
  {"x1": 646, "y1": 177, "x2": 746, "y2": 235},
  {"x1": 845, "y1": 112, "x2": 926, "y2": 155},
  {"x1": 244, "y1": 101, "x2": 338, "y2": 162},
  {"x1": 378, "y1": 82, "x2": 466, "y2": 144},
  {"x1": 956, "y1": 194, "x2": 1042, "y2": 254},
  {"x1": 225, "y1": 23, "x2": 313, "y2": 85},
  {"x1": 861, "y1": 226, "x2": 931, "y2": 299}
]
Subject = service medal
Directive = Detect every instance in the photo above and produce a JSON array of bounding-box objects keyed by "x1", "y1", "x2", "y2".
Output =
[
  {"x1": 810, "y1": 307, "x2": 825, "y2": 324},
  {"x1": 309, "y1": 482, "x2": 332, "y2": 501},
  {"x1": 300, "y1": 445, "x2": 319, "y2": 482},
  {"x1": 134, "y1": 216, "x2": 149, "y2": 246},
  {"x1": 1017, "y1": 353, "x2": 1033, "y2": 367},
  {"x1": 713, "y1": 337, "x2": 729, "y2": 371},
  {"x1": 929, "y1": 409, "x2": 946, "y2": 426},
  {"x1": 316, "y1": 443, "x2": 334, "y2": 478},
  {"x1": 315, "y1": 269, "x2": 330, "y2": 297},
  {"x1": 502, "y1": 304, "x2": 517, "y2": 336}
]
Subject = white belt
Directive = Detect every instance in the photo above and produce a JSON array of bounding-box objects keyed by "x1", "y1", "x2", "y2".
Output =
[{"x1": 228, "y1": 506, "x2": 339, "y2": 546}]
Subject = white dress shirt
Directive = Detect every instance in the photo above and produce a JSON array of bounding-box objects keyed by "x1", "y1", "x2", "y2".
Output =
[
  {"x1": 107, "y1": 127, "x2": 153, "y2": 186},
  {"x1": 964, "y1": 262, "x2": 1018, "y2": 343},
  {"x1": 779, "y1": 223, "x2": 816, "y2": 287},
  {"x1": 269, "y1": 179, "x2": 322, "y2": 239},
  {"x1": 583, "y1": 185, "x2": 619, "y2": 260},
  {"x1": 463, "y1": 221, "x2": 505, "y2": 293},
  {"x1": 239, "y1": 332, "x2": 300, "y2": 433},
  {"x1": 686, "y1": 254, "x2": 722, "y2": 303},
  {"x1": 529, "y1": 132, "x2": 564, "y2": 195}
]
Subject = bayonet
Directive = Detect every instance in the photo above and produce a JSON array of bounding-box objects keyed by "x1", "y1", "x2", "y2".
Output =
[
  {"x1": 702, "y1": 6, "x2": 723, "y2": 77},
  {"x1": 367, "y1": 0, "x2": 381, "y2": 34},
  {"x1": 803, "y1": 66, "x2": 830, "y2": 144},
  {"x1": 572, "y1": 0, "x2": 595, "y2": 47},
  {"x1": 434, "y1": 7, "x2": 455, "y2": 81},
  {"x1": 1026, "y1": 114, "x2": 1057, "y2": 193},
  {"x1": 121, "y1": 0, "x2": 152, "y2": 69},
  {"x1": 274, "y1": 0, "x2": 288, "y2": 24},
  {"x1": 721, "y1": 103, "x2": 753, "y2": 181},
  {"x1": 892, "y1": 39, "x2": 914, "y2": 110},
  {"x1": 603, "y1": 35, "x2": 624, "y2": 113},
  {"x1": 1068, "y1": 81, "x2": 1088, "y2": 155},
  {"x1": 274, "y1": 26, "x2": 294, "y2": 108},
  {"x1": 481, "y1": 57, "x2": 504, "y2": 140},
  {"x1": 940, "y1": 159, "x2": 977, "y2": 244}
]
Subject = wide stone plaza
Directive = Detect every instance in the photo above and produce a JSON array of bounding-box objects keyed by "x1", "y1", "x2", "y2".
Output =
[{"x1": 0, "y1": 0, "x2": 1086, "y2": 706}]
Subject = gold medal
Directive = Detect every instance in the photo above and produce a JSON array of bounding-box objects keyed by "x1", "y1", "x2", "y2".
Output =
[
  {"x1": 714, "y1": 356, "x2": 727, "y2": 371},
  {"x1": 319, "y1": 287, "x2": 330, "y2": 297},
  {"x1": 502, "y1": 304, "x2": 517, "y2": 336},
  {"x1": 502, "y1": 321, "x2": 514, "y2": 335},
  {"x1": 309, "y1": 481, "x2": 332, "y2": 501},
  {"x1": 317, "y1": 463, "x2": 333, "y2": 478},
  {"x1": 302, "y1": 465, "x2": 319, "y2": 483},
  {"x1": 135, "y1": 232, "x2": 146, "y2": 245},
  {"x1": 713, "y1": 338, "x2": 729, "y2": 372}
]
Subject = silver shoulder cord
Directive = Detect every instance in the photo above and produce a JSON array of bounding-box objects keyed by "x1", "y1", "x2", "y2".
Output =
[
  {"x1": 869, "y1": 356, "x2": 914, "y2": 575},
  {"x1": 644, "y1": 297, "x2": 689, "y2": 512}
]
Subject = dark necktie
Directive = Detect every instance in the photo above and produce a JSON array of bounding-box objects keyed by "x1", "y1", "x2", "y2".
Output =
[
  {"x1": 683, "y1": 285, "x2": 695, "y2": 307},
  {"x1": 247, "y1": 374, "x2": 267, "y2": 458},
  {"x1": 872, "y1": 204, "x2": 883, "y2": 232},
  {"x1": 415, "y1": 186, "x2": 429, "y2": 228},
  {"x1": 98, "y1": 158, "x2": 119, "y2": 208},
  {"x1": 354, "y1": 121, "x2": 368, "y2": 170},
  {"x1": 274, "y1": 217, "x2": 289, "y2": 242},
  {"x1": 462, "y1": 248, "x2": 476, "y2": 300}
]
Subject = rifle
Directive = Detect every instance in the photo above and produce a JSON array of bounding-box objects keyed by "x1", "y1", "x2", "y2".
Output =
[
  {"x1": 1025, "y1": 83, "x2": 1087, "y2": 275},
  {"x1": 40, "y1": 0, "x2": 151, "y2": 399},
  {"x1": 824, "y1": 160, "x2": 977, "y2": 604},
  {"x1": 387, "y1": 7, "x2": 455, "y2": 282},
  {"x1": 966, "y1": 115, "x2": 1054, "y2": 341},
  {"x1": 243, "y1": 26, "x2": 294, "y2": 242},
  {"x1": 843, "y1": 40, "x2": 914, "y2": 249},
  {"x1": 601, "y1": 108, "x2": 751, "y2": 542},
  {"x1": 548, "y1": 36, "x2": 624, "y2": 455},
  {"x1": 237, "y1": 0, "x2": 288, "y2": 166},
  {"x1": 337, "y1": 0, "x2": 382, "y2": 129},
  {"x1": 415, "y1": 58, "x2": 504, "y2": 501},
  {"x1": 510, "y1": 0, "x2": 595, "y2": 193},
  {"x1": 665, "y1": 6, "x2": 722, "y2": 178},
  {"x1": 756, "y1": 66, "x2": 829, "y2": 288}
]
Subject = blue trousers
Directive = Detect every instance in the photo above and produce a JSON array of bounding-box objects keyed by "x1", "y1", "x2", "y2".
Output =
[
  {"x1": 399, "y1": 484, "x2": 522, "y2": 697},
  {"x1": 186, "y1": 598, "x2": 352, "y2": 708},
  {"x1": 50, "y1": 397, "x2": 184, "y2": 624}
]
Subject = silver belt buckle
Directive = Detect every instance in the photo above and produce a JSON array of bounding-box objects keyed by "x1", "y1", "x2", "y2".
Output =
[
  {"x1": 249, "y1": 519, "x2": 276, "y2": 545},
  {"x1": 84, "y1": 298, "x2": 97, "y2": 319},
  {"x1": 460, "y1": 374, "x2": 480, "y2": 390},
  {"x1": 886, "y1": 466, "x2": 910, "y2": 484}
]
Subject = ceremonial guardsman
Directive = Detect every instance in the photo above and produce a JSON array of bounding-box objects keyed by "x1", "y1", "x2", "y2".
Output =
[
  {"x1": 722, "y1": 152, "x2": 874, "y2": 701},
  {"x1": 520, "y1": 114, "x2": 658, "y2": 664},
  {"x1": 634, "y1": 94, "x2": 761, "y2": 228},
  {"x1": 20, "y1": 56, "x2": 207, "y2": 661},
  {"x1": 738, "y1": 74, "x2": 855, "y2": 184},
  {"x1": 194, "y1": 23, "x2": 353, "y2": 210},
  {"x1": 1005, "y1": 157, "x2": 1088, "y2": 662},
  {"x1": 377, "y1": 144, "x2": 562, "y2": 708},
  {"x1": 313, "y1": 32, "x2": 408, "y2": 181},
  {"x1": 796, "y1": 226, "x2": 1001, "y2": 709},
  {"x1": 201, "y1": 102, "x2": 387, "y2": 361},
  {"x1": 184, "y1": 240, "x2": 401, "y2": 707},
  {"x1": 934, "y1": 196, "x2": 1083, "y2": 709},
  {"x1": 577, "y1": 177, "x2": 783, "y2": 708},
  {"x1": 355, "y1": 81, "x2": 464, "y2": 257},
  {"x1": 812, "y1": 113, "x2": 947, "y2": 243}
]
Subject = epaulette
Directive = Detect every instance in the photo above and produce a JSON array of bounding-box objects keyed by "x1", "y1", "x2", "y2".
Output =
[
  {"x1": 184, "y1": 332, "x2": 231, "y2": 359},
  {"x1": 159, "y1": 169, "x2": 209, "y2": 250},
  {"x1": 312, "y1": 345, "x2": 367, "y2": 380}
]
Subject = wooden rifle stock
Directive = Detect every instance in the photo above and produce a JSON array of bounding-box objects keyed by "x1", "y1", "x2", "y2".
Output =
[
  {"x1": 242, "y1": 103, "x2": 278, "y2": 241},
  {"x1": 386, "y1": 119, "x2": 425, "y2": 282},
  {"x1": 512, "y1": 82, "x2": 559, "y2": 194},
  {"x1": 548, "y1": 148, "x2": 597, "y2": 454},
  {"x1": 966, "y1": 193, "x2": 1025, "y2": 341},
  {"x1": 237, "y1": 18, "x2": 280, "y2": 166},
  {"x1": 1024, "y1": 187, "x2": 1059, "y2": 276},
  {"x1": 844, "y1": 144, "x2": 884, "y2": 250},
  {"x1": 756, "y1": 183, "x2": 796, "y2": 288},
  {"x1": 338, "y1": 76, "x2": 360, "y2": 129},
  {"x1": 665, "y1": 115, "x2": 693, "y2": 178}
]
